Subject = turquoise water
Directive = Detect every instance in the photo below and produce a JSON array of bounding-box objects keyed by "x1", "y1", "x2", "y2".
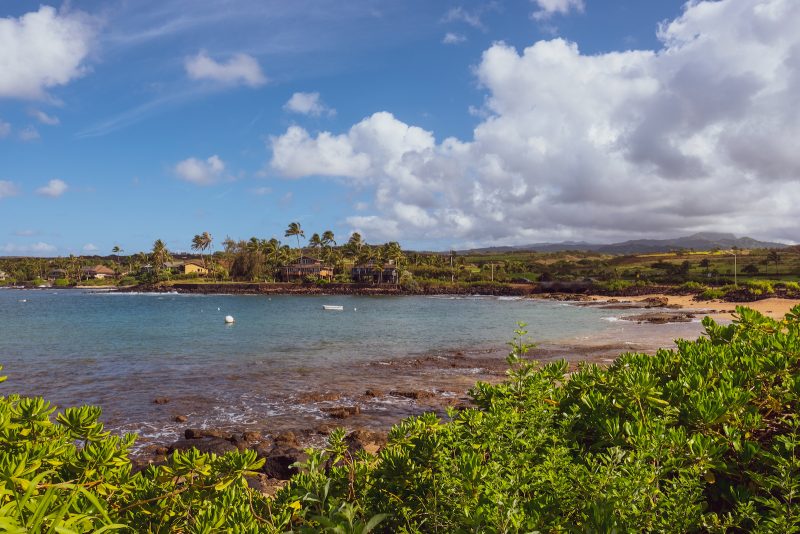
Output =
[{"x1": 0, "y1": 288, "x2": 660, "y2": 442}]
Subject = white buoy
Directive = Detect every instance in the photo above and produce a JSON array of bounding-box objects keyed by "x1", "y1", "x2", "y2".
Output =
[
  {"x1": 224, "y1": 315, "x2": 235, "y2": 324},
  {"x1": 354, "y1": 307, "x2": 357, "y2": 311},
  {"x1": 217, "y1": 307, "x2": 221, "y2": 311}
]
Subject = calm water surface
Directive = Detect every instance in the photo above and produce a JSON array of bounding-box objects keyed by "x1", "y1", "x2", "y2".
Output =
[{"x1": 0, "y1": 289, "x2": 701, "y2": 444}]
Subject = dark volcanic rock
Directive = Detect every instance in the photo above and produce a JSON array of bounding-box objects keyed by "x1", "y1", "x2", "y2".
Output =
[
  {"x1": 260, "y1": 445, "x2": 309, "y2": 480},
  {"x1": 622, "y1": 312, "x2": 696, "y2": 324},
  {"x1": 364, "y1": 388, "x2": 384, "y2": 398},
  {"x1": 273, "y1": 431, "x2": 300, "y2": 448}
]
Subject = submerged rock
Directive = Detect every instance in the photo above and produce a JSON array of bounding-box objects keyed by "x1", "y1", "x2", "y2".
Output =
[
  {"x1": 323, "y1": 405, "x2": 361, "y2": 419},
  {"x1": 389, "y1": 390, "x2": 436, "y2": 400}
]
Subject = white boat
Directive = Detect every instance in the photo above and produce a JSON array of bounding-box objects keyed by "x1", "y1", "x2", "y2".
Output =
[{"x1": 322, "y1": 305, "x2": 344, "y2": 311}]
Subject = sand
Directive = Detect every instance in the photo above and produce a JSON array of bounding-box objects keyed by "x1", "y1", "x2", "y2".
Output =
[{"x1": 589, "y1": 294, "x2": 800, "y2": 320}]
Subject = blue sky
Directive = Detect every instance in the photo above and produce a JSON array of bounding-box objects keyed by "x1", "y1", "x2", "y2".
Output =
[{"x1": 1, "y1": 0, "x2": 797, "y2": 256}]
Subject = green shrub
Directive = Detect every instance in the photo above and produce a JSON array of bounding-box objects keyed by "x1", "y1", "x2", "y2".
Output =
[
  {"x1": 697, "y1": 288, "x2": 725, "y2": 300},
  {"x1": 53, "y1": 278, "x2": 71, "y2": 287},
  {"x1": 118, "y1": 276, "x2": 138, "y2": 286},
  {"x1": 2, "y1": 307, "x2": 800, "y2": 531},
  {"x1": 678, "y1": 281, "x2": 706, "y2": 293},
  {"x1": 779, "y1": 281, "x2": 800, "y2": 293},
  {"x1": 745, "y1": 279, "x2": 775, "y2": 295},
  {"x1": 596, "y1": 279, "x2": 633, "y2": 292}
]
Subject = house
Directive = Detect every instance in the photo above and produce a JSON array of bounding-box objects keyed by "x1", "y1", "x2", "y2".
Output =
[
  {"x1": 0, "y1": 271, "x2": 8, "y2": 281},
  {"x1": 351, "y1": 260, "x2": 398, "y2": 284},
  {"x1": 282, "y1": 256, "x2": 334, "y2": 281},
  {"x1": 82, "y1": 265, "x2": 115, "y2": 279},
  {"x1": 48, "y1": 269, "x2": 68, "y2": 280},
  {"x1": 165, "y1": 260, "x2": 209, "y2": 276},
  {"x1": 181, "y1": 260, "x2": 209, "y2": 276}
]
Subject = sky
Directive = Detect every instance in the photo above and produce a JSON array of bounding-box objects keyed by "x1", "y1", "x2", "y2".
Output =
[{"x1": 0, "y1": 0, "x2": 798, "y2": 256}]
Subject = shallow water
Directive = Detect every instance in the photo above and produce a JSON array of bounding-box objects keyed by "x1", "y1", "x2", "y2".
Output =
[{"x1": 0, "y1": 289, "x2": 705, "y2": 444}]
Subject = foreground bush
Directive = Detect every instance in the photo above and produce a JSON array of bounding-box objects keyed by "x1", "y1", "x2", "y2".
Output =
[{"x1": 2, "y1": 307, "x2": 799, "y2": 531}]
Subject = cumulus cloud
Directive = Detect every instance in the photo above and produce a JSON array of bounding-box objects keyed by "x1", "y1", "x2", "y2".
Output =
[
  {"x1": 175, "y1": 155, "x2": 226, "y2": 185},
  {"x1": 283, "y1": 92, "x2": 335, "y2": 117},
  {"x1": 0, "y1": 180, "x2": 20, "y2": 199},
  {"x1": 83, "y1": 243, "x2": 99, "y2": 252},
  {"x1": 0, "y1": 6, "x2": 97, "y2": 100},
  {"x1": 185, "y1": 51, "x2": 267, "y2": 87},
  {"x1": 29, "y1": 109, "x2": 60, "y2": 125},
  {"x1": 36, "y1": 179, "x2": 68, "y2": 197},
  {"x1": 1, "y1": 242, "x2": 57, "y2": 255},
  {"x1": 532, "y1": 0, "x2": 585, "y2": 20},
  {"x1": 270, "y1": 0, "x2": 800, "y2": 245},
  {"x1": 19, "y1": 126, "x2": 40, "y2": 141},
  {"x1": 0, "y1": 118, "x2": 10, "y2": 137},
  {"x1": 442, "y1": 32, "x2": 467, "y2": 45}
]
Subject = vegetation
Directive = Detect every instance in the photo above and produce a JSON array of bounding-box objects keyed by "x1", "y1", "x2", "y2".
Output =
[
  {"x1": 2, "y1": 307, "x2": 799, "y2": 531},
  {"x1": 1, "y1": 230, "x2": 799, "y2": 293}
]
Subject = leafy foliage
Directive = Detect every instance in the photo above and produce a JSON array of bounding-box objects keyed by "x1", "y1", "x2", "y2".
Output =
[{"x1": 2, "y1": 307, "x2": 800, "y2": 531}]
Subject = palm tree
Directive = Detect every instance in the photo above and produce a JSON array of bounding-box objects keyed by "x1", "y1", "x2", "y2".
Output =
[
  {"x1": 151, "y1": 239, "x2": 172, "y2": 278},
  {"x1": 321, "y1": 230, "x2": 336, "y2": 247},
  {"x1": 347, "y1": 232, "x2": 364, "y2": 258},
  {"x1": 285, "y1": 222, "x2": 305, "y2": 251},
  {"x1": 308, "y1": 233, "x2": 323, "y2": 257},
  {"x1": 191, "y1": 232, "x2": 213, "y2": 274}
]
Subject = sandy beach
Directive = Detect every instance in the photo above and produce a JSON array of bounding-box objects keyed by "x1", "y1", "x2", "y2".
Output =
[{"x1": 594, "y1": 294, "x2": 800, "y2": 321}]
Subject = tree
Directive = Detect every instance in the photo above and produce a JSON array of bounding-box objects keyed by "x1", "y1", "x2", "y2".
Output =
[
  {"x1": 346, "y1": 232, "x2": 364, "y2": 257},
  {"x1": 191, "y1": 232, "x2": 213, "y2": 274},
  {"x1": 150, "y1": 239, "x2": 172, "y2": 278},
  {"x1": 308, "y1": 233, "x2": 323, "y2": 256},
  {"x1": 321, "y1": 230, "x2": 336, "y2": 247},
  {"x1": 766, "y1": 250, "x2": 780, "y2": 276},
  {"x1": 284, "y1": 222, "x2": 305, "y2": 251}
]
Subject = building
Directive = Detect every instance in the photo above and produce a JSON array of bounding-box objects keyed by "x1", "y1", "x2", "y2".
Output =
[
  {"x1": 82, "y1": 265, "x2": 115, "y2": 279},
  {"x1": 0, "y1": 271, "x2": 8, "y2": 281},
  {"x1": 181, "y1": 260, "x2": 209, "y2": 276},
  {"x1": 351, "y1": 260, "x2": 398, "y2": 284},
  {"x1": 165, "y1": 260, "x2": 209, "y2": 276},
  {"x1": 47, "y1": 269, "x2": 68, "y2": 280},
  {"x1": 282, "y1": 256, "x2": 334, "y2": 281}
]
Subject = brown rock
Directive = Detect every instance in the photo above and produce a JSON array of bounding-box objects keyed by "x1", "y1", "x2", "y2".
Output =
[
  {"x1": 345, "y1": 429, "x2": 387, "y2": 455},
  {"x1": 297, "y1": 391, "x2": 341, "y2": 403},
  {"x1": 184, "y1": 428, "x2": 230, "y2": 440},
  {"x1": 153, "y1": 397, "x2": 169, "y2": 405},
  {"x1": 389, "y1": 390, "x2": 435, "y2": 400},
  {"x1": 273, "y1": 431, "x2": 300, "y2": 448},
  {"x1": 364, "y1": 388, "x2": 384, "y2": 398},
  {"x1": 174, "y1": 415, "x2": 188, "y2": 423},
  {"x1": 323, "y1": 405, "x2": 361, "y2": 419}
]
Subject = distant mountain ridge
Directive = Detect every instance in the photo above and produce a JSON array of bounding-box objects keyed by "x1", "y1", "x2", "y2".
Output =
[{"x1": 460, "y1": 233, "x2": 792, "y2": 255}]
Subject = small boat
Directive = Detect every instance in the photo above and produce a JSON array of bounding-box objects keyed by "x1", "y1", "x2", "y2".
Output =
[{"x1": 322, "y1": 305, "x2": 344, "y2": 311}]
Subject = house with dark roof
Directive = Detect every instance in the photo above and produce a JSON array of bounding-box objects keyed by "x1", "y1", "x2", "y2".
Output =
[
  {"x1": 351, "y1": 260, "x2": 398, "y2": 284},
  {"x1": 281, "y1": 256, "x2": 334, "y2": 281}
]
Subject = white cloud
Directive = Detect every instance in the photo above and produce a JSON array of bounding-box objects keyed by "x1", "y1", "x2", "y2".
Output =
[
  {"x1": 175, "y1": 155, "x2": 226, "y2": 185},
  {"x1": 83, "y1": 243, "x2": 99, "y2": 252},
  {"x1": 251, "y1": 186, "x2": 272, "y2": 195},
  {"x1": 443, "y1": 7, "x2": 484, "y2": 29},
  {"x1": 442, "y1": 32, "x2": 466, "y2": 45},
  {"x1": 29, "y1": 109, "x2": 60, "y2": 125},
  {"x1": 532, "y1": 0, "x2": 585, "y2": 20},
  {"x1": 283, "y1": 92, "x2": 335, "y2": 117},
  {"x1": 36, "y1": 179, "x2": 68, "y2": 197},
  {"x1": 0, "y1": 6, "x2": 97, "y2": 100},
  {"x1": 19, "y1": 126, "x2": 40, "y2": 141},
  {"x1": 185, "y1": 51, "x2": 267, "y2": 87},
  {"x1": 0, "y1": 118, "x2": 10, "y2": 137},
  {"x1": 14, "y1": 229, "x2": 37, "y2": 236},
  {"x1": 1, "y1": 242, "x2": 57, "y2": 255},
  {"x1": 0, "y1": 180, "x2": 20, "y2": 199},
  {"x1": 270, "y1": 0, "x2": 800, "y2": 245}
]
